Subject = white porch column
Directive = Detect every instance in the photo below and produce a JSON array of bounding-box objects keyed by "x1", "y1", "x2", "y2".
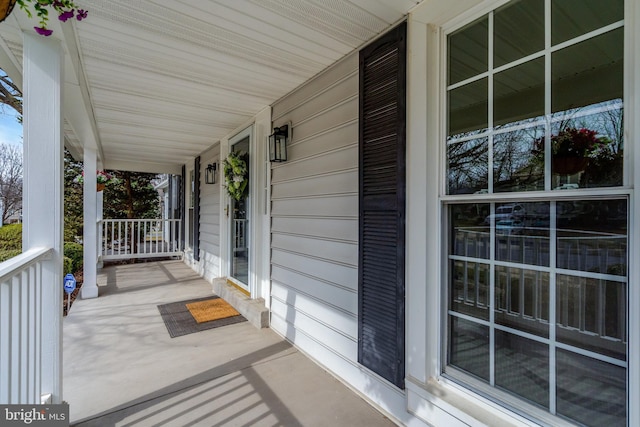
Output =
[
  {"x1": 22, "y1": 32, "x2": 64, "y2": 404},
  {"x1": 82, "y1": 149, "x2": 98, "y2": 298}
]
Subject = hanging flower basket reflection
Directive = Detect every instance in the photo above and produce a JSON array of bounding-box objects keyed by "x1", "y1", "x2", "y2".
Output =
[
  {"x1": 532, "y1": 127, "x2": 605, "y2": 175},
  {"x1": 552, "y1": 156, "x2": 590, "y2": 175},
  {"x1": 0, "y1": 0, "x2": 17, "y2": 23}
]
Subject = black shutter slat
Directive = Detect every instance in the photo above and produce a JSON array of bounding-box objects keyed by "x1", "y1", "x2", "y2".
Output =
[
  {"x1": 180, "y1": 165, "x2": 186, "y2": 251},
  {"x1": 358, "y1": 22, "x2": 406, "y2": 390}
]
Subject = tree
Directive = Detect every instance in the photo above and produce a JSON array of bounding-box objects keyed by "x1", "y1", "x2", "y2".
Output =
[
  {"x1": 64, "y1": 150, "x2": 84, "y2": 241},
  {"x1": 0, "y1": 144, "x2": 22, "y2": 224},
  {"x1": 103, "y1": 171, "x2": 159, "y2": 220},
  {"x1": 0, "y1": 69, "x2": 22, "y2": 118}
]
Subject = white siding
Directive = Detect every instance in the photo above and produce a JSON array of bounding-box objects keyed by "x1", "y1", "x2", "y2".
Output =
[
  {"x1": 194, "y1": 144, "x2": 222, "y2": 281},
  {"x1": 270, "y1": 52, "x2": 359, "y2": 365}
]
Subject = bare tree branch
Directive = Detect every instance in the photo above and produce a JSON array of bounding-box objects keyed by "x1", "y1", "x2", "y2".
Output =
[
  {"x1": 0, "y1": 143, "x2": 22, "y2": 224},
  {"x1": 0, "y1": 69, "x2": 22, "y2": 117}
]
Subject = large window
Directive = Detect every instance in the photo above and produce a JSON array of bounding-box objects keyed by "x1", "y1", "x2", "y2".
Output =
[{"x1": 444, "y1": 1, "x2": 627, "y2": 426}]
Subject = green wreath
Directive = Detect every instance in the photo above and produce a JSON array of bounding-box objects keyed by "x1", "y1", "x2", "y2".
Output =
[{"x1": 223, "y1": 151, "x2": 249, "y2": 201}]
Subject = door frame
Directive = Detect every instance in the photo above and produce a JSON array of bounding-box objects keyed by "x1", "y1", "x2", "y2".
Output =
[{"x1": 223, "y1": 125, "x2": 255, "y2": 294}]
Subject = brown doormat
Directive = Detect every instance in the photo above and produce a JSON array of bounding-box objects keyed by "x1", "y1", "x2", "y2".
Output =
[
  {"x1": 186, "y1": 298, "x2": 240, "y2": 323},
  {"x1": 157, "y1": 296, "x2": 246, "y2": 338}
]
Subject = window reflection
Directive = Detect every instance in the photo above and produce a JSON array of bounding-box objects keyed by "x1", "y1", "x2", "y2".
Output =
[
  {"x1": 552, "y1": 29, "x2": 623, "y2": 115},
  {"x1": 494, "y1": 201, "x2": 550, "y2": 266},
  {"x1": 552, "y1": 0, "x2": 624, "y2": 46},
  {"x1": 494, "y1": 58, "x2": 544, "y2": 127},
  {"x1": 449, "y1": 316, "x2": 490, "y2": 381},
  {"x1": 495, "y1": 266, "x2": 549, "y2": 337},
  {"x1": 494, "y1": 0, "x2": 544, "y2": 67},
  {"x1": 450, "y1": 203, "x2": 490, "y2": 258},
  {"x1": 556, "y1": 349, "x2": 626, "y2": 426},
  {"x1": 556, "y1": 275, "x2": 626, "y2": 360},
  {"x1": 447, "y1": 138, "x2": 488, "y2": 194},
  {"x1": 449, "y1": 17, "x2": 488, "y2": 85},
  {"x1": 448, "y1": 78, "x2": 488, "y2": 138},
  {"x1": 494, "y1": 126, "x2": 544, "y2": 192},
  {"x1": 495, "y1": 331, "x2": 549, "y2": 408},
  {"x1": 451, "y1": 260, "x2": 489, "y2": 320},
  {"x1": 556, "y1": 199, "x2": 627, "y2": 275},
  {"x1": 549, "y1": 102, "x2": 624, "y2": 189},
  {"x1": 446, "y1": 1, "x2": 626, "y2": 424}
]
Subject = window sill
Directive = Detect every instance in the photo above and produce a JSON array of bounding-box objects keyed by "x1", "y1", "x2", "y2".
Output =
[{"x1": 406, "y1": 377, "x2": 574, "y2": 427}]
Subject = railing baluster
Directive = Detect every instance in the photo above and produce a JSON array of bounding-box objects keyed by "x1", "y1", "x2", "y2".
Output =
[
  {"x1": 99, "y1": 218, "x2": 183, "y2": 261},
  {"x1": 0, "y1": 248, "x2": 52, "y2": 404}
]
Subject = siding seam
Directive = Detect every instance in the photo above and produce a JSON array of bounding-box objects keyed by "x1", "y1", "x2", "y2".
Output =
[
  {"x1": 273, "y1": 69, "x2": 358, "y2": 120},
  {"x1": 273, "y1": 118, "x2": 357, "y2": 149},
  {"x1": 271, "y1": 282, "x2": 357, "y2": 326},
  {"x1": 269, "y1": 306, "x2": 357, "y2": 347},
  {"x1": 272, "y1": 230, "x2": 356, "y2": 245},
  {"x1": 271, "y1": 264, "x2": 357, "y2": 294},
  {"x1": 271, "y1": 248, "x2": 356, "y2": 269},
  {"x1": 286, "y1": 95, "x2": 357, "y2": 128}
]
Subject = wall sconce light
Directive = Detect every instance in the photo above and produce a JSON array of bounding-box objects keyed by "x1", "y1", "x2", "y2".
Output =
[
  {"x1": 268, "y1": 123, "x2": 290, "y2": 162},
  {"x1": 205, "y1": 162, "x2": 217, "y2": 184}
]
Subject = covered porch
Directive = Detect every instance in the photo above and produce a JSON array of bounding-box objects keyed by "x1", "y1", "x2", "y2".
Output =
[
  {"x1": 0, "y1": 0, "x2": 423, "y2": 409},
  {"x1": 65, "y1": 259, "x2": 393, "y2": 426}
]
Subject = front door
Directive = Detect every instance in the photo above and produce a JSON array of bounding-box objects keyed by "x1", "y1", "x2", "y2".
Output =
[{"x1": 229, "y1": 135, "x2": 250, "y2": 289}]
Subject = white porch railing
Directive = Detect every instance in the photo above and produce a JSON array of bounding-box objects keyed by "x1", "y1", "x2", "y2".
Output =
[
  {"x1": 0, "y1": 247, "x2": 54, "y2": 404},
  {"x1": 100, "y1": 219, "x2": 182, "y2": 261}
]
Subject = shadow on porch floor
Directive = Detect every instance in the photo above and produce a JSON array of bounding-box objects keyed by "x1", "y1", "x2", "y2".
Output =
[{"x1": 63, "y1": 260, "x2": 394, "y2": 427}]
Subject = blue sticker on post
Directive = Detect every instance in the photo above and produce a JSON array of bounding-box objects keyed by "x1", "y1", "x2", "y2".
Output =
[{"x1": 63, "y1": 273, "x2": 76, "y2": 294}]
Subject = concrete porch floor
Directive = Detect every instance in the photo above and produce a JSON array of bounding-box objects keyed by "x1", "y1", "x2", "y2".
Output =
[{"x1": 63, "y1": 260, "x2": 395, "y2": 427}]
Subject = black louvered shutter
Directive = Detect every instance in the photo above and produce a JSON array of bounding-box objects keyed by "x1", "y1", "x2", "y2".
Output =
[
  {"x1": 193, "y1": 156, "x2": 201, "y2": 261},
  {"x1": 180, "y1": 165, "x2": 186, "y2": 251},
  {"x1": 358, "y1": 22, "x2": 406, "y2": 389}
]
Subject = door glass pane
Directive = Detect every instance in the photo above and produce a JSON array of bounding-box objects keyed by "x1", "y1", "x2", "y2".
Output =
[
  {"x1": 494, "y1": 0, "x2": 544, "y2": 67},
  {"x1": 552, "y1": 0, "x2": 624, "y2": 46},
  {"x1": 230, "y1": 137, "x2": 250, "y2": 286}
]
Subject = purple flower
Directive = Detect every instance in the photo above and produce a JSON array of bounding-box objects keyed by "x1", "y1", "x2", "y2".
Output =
[
  {"x1": 34, "y1": 26, "x2": 53, "y2": 36},
  {"x1": 53, "y1": 1, "x2": 64, "y2": 7},
  {"x1": 58, "y1": 10, "x2": 75, "y2": 22},
  {"x1": 76, "y1": 9, "x2": 87, "y2": 21}
]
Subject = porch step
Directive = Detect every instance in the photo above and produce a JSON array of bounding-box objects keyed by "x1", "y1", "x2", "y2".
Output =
[{"x1": 211, "y1": 278, "x2": 269, "y2": 328}]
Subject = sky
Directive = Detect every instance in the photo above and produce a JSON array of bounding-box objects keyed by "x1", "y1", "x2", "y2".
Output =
[{"x1": 0, "y1": 108, "x2": 22, "y2": 146}]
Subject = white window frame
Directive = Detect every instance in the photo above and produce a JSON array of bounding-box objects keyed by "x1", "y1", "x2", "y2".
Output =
[{"x1": 410, "y1": 0, "x2": 639, "y2": 426}]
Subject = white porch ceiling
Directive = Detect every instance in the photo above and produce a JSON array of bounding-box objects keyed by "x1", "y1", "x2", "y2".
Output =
[{"x1": 0, "y1": 0, "x2": 422, "y2": 174}]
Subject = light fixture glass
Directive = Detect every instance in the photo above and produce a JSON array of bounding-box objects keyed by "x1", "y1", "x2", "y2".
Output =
[
  {"x1": 205, "y1": 163, "x2": 217, "y2": 184},
  {"x1": 268, "y1": 124, "x2": 289, "y2": 162}
]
